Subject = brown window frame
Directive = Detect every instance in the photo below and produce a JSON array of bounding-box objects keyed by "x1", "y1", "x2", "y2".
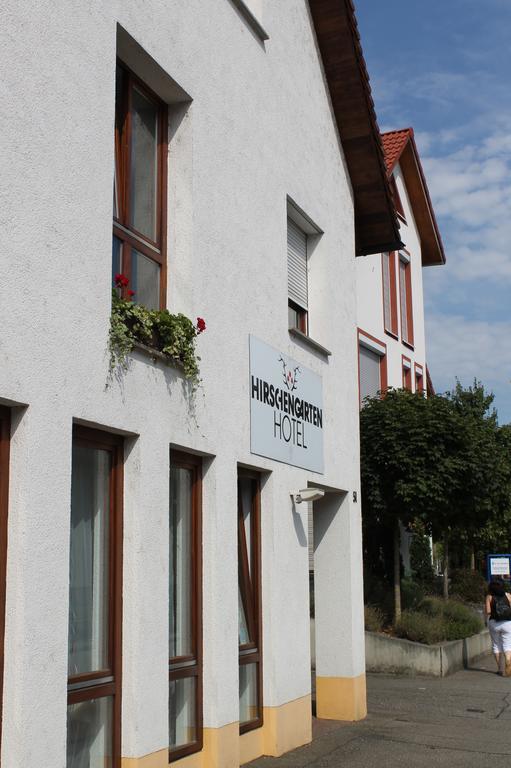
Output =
[
  {"x1": 169, "y1": 451, "x2": 203, "y2": 762},
  {"x1": 382, "y1": 251, "x2": 399, "y2": 338},
  {"x1": 238, "y1": 469, "x2": 263, "y2": 734},
  {"x1": 357, "y1": 329, "x2": 388, "y2": 408},
  {"x1": 402, "y1": 355, "x2": 412, "y2": 391},
  {"x1": 288, "y1": 299, "x2": 308, "y2": 335},
  {"x1": 390, "y1": 175, "x2": 406, "y2": 221},
  {"x1": 67, "y1": 426, "x2": 124, "y2": 768},
  {"x1": 414, "y1": 362, "x2": 424, "y2": 394},
  {"x1": 113, "y1": 60, "x2": 168, "y2": 309},
  {"x1": 0, "y1": 406, "x2": 10, "y2": 752},
  {"x1": 399, "y1": 253, "x2": 414, "y2": 348}
]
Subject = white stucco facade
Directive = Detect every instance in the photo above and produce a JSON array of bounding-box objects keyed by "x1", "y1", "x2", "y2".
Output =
[
  {"x1": 356, "y1": 160, "x2": 428, "y2": 395},
  {"x1": 0, "y1": 2, "x2": 375, "y2": 766}
]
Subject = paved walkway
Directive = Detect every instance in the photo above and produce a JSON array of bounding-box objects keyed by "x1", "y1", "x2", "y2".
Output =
[{"x1": 246, "y1": 655, "x2": 511, "y2": 767}]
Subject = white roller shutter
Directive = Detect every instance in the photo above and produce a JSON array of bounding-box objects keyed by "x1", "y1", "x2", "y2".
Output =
[
  {"x1": 287, "y1": 218, "x2": 308, "y2": 310},
  {"x1": 359, "y1": 345, "x2": 381, "y2": 403}
]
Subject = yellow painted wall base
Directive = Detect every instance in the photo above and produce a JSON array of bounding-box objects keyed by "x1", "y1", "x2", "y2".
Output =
[
  {"x1": 316, "y1": 674, "x2": 367, "y2": 721},
  {"x1": 125, "y1": 695, "x2": 312, "y2": 768},
  {"x1": 239, "y1": 694, "x2": 312, "y2": 763},
  {"x1": 121, "y1": 748, "x2": 168, "y2": 767}
]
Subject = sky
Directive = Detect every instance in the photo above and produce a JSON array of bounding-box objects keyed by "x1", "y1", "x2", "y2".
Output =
[{"x1": 355, "y1": 0, "x2": 511, "y2": 424}]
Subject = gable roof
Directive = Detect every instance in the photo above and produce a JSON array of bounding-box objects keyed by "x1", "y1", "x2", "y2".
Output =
[
  {"x1": 381, "y1": 128, "x2": 446, "y2": 266},
  {"x1": 309, "y1": 0, "x2": 403, "y2": 257}
]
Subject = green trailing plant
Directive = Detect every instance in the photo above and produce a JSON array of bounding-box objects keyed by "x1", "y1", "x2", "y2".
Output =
[{"x1": 109, "y1": 274, "x2": 206, "y2": 382}]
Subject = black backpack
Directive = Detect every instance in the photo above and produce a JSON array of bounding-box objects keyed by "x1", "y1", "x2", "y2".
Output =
[{"x1": 493, "y1": 593, "x2": 511, "y2": 621}]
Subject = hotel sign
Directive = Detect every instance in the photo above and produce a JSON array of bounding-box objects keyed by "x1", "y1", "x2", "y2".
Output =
[{"x1": 249, "y1": 336, "x2": 324, "y2": 473}]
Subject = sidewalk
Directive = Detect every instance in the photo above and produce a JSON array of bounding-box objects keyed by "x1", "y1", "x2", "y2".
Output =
[{"x1": 246, "y1": 654, "x2": 511, "y2": 767}]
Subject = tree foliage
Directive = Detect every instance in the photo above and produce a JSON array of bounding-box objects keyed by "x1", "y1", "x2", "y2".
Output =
[{"x1": 360, "y1": 381, "x2": 511, "y2": 618}]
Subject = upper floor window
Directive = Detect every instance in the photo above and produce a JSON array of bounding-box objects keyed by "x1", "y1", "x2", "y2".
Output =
[
  {"x1": 402, "y1": 356, "x2": 412, "y2": 390},
  {"x1": 415, "y1": 363, "x2": 424, "y2": 393},
  {"x1": 399, "y1": 252, "x2": 414, "y2": 347},
  {"x1": 287, "y1": 217, "x2": 308, "y2": 334},
  {"x1": 382, "y1": 251, "x2": 398, "y2": 337},
  {"x1": 113, "y1": 62, "x2": 168, "y2": 309},
  {"x1": 390, "y1": 175, "x2": 405, "y2": 221},
  {"x1": 358, "y1": 330, "x2": 387, "y2": 407}
]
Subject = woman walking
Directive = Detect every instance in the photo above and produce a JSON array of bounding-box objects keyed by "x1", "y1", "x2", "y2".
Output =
[{"x1": 486, "y1": 577, "x2": 511, "y2": 676}]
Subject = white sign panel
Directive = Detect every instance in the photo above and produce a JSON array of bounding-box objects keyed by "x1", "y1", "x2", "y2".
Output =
[
  {"x1": 249, "y1": 335, "x2": 324, "y2": 473},
  {"x1": 490, "y1": 557, "x2": 511, "y2": 576}
]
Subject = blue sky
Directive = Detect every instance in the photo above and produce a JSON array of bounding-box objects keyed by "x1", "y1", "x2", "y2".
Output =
[{"x1": 355, "y1": 0, "x2": 511, "y2": 424}]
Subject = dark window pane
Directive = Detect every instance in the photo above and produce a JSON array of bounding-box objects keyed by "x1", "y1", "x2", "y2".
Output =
[
  {"x1": 169, "y1": 466, "x2": 193, "y2": 658},
  {"x1": 112, "y1": 237, "x2": 122, "y2": 287},
  {"x1": 68, "y1": 446, "x2": 110, "y2": 677},
  {"x1": 67, "y1": 697, "x2": 113, "y2": 768},
  {"x1": 129, "y1": 87, "x2": 158, "y2": 241},
  {"x1": 131, "y1": 249, "x2": 160, "y2": 309},
  {"x1": 170, "y1": 676, "x2": 197, "y2": 750}
]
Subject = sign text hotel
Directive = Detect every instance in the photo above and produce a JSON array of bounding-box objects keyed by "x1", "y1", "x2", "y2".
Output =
[{"x1": 249, "y1": 336, "x2": 324, "y2": 472}]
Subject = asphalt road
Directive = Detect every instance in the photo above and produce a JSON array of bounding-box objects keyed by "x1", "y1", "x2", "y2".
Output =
[{"x1": 246, "y1": 655, "x2": 511, "y2": 767}]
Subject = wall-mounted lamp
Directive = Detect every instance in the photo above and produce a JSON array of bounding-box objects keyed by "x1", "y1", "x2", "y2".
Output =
[{"x1": 291, "y1": 488, "x2": 325, "y2": 504}]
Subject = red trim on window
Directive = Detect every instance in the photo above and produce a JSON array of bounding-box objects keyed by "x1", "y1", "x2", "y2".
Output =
[
  {"x1": 402, "y1": 354, "x2": 412, "y2": 390},
  {"x1": 414, "y1": 363, "x2": 424, "y2": 393},
  {"x1": 382, "y1": 252, "x2": 399, "y2": 339},
  {"x1": 357, "y1": 328, "x2": 388, "y2": 407}
]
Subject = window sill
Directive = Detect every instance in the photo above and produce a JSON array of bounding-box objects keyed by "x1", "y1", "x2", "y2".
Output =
[
  {"x1": 402, "y1": 340, "x2": 415, "y2": 352},
  {"x1": 132, "y1": 341, "x2": 184, "y2": 372},
  {"x1": 229, "y1": 0, "x2": 269, "y2": 41},
  {"x1": 288, "y1": 328, "x2": 331, "y2": 358},
  {"x1": 384, "y1": 329, "x2": 399, "y2": 341}
]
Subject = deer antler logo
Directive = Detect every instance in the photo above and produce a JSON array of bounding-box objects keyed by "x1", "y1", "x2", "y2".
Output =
[{"x1": 279, "y1": 356, "x2": 300, "y2": 392}]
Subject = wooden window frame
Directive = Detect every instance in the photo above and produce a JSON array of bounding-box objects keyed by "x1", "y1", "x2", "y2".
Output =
[
  {"x1": 414, "y1": 362, "x2": 424, "y2": 394},
  {"x1": 390, "y1": 175, "x2": 406, "y2": 222},
  {"x1": 238, "y1": 469, "x2": 263, "y2": 735},
  {"x1": 382, "y1": 251, "x2": 399, "y2": 338},
  {"x1": 357, "y1": 329, "x2": 388, "y2": 407},
  {"x1": 402, "y1": 355, "x2": 412, "y2": 391},
  {"x1": 67, "y1": 426, "x2": 124, "y2": 768},
  {"x1": 0, "y1": 406, "x2": 10, "y2": 752},
  {"x1": 399, "y1": 252, "x2": 414, "y2": 349},
  {"x1": 114, "y1": 60, "x2": 168, "y2": 309},
  {"x1": 169, "y1": 451, "x2": 203, "y2": 762},
  {"x1": 288, "y1": 299, "x2": 308, "y2": 335}
]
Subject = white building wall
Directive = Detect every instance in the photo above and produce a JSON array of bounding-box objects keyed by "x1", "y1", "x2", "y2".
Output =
[
  {"x1": 356, "y1": 160, "x2": 427, "y2": 392},
  {"x1": 0, "y1": 1, "x2": 364, "y2": 765}
]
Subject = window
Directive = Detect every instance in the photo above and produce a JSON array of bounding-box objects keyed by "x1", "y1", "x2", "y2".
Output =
[
  {"x1": 0, "y1": 407, "x2": 10, "y2": 752},
  {"x1": 113, "y1": 62, "x2": 168, "y2": 309},
  {"x1": 399, "y1": 253, "x2": 414, "y2": 347},
  {"x1": 402, "y1": 356, "x2": 412, "y2": 390},
  {"x1": 390, "y1": 175, "x2": 405, "y2": 220},
  {"x1": 287, "y1": 217, "x2": 308, "y2": 334},
  {"x1": 67, "y1": 427, "x2": 123, "y2": 768},
  {"x1": 415, "y1": 363, "x2": 424, "y2": 393},
  {"x1": 238, "y1": 470, "x2": 262, "y2": 733},
  {"x1": 358, "y1": 331, "x2": 387, "y2": 407},
  {"x1": 169, "y1": 452, "x2": 202, "y2": 760},
  {"x1": 382, "y1": 251, "x2": 398, "y2": 337}
]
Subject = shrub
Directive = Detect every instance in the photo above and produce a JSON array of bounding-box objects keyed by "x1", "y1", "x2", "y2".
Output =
[
  {"x1": 450, "y1": 569, "x2": 487, "y2": 603},
  {"x1": 401, "y1": 578, "x2": 425, "y2": 611},
  {"x1": 395, "y1": 598, "x2": 483, "y2": 644},
  {"x1": 365, "y1": 604, "x2": 385, "y2": 632},
  {"x1": 395, "y1": 611, "x2": 446, "y2": 644}
]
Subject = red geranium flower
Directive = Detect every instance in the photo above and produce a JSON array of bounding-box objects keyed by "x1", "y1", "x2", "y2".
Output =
[
  {"x1": 127, "y1": 289, "x2": 136, "y2": 297},
  {"x1": 196, "y1": 317, "x2": 206, "y2": 334},
  {"x1": 115, "y1": 273, "x2": 129, "y2": 288}
]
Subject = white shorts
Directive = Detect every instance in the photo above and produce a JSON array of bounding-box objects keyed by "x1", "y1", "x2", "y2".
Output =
[{"x1": 488, "y1": 619, "x2": 511, "y2": 653}]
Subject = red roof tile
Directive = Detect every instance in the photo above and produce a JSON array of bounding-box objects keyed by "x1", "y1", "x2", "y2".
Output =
[{"x1": 381, "y1": 128, "x2": 414, "y2": 174}]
